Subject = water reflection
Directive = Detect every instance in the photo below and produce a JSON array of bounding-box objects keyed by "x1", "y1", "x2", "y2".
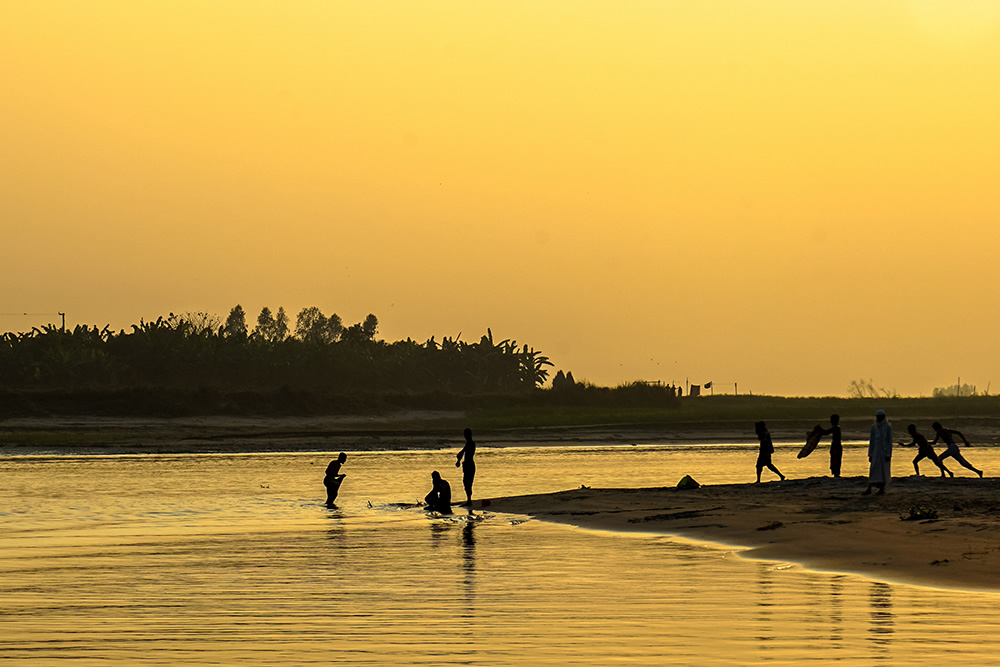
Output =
[
  {"x1": 829, "y1": 575, "x2": 845, "y2": 648},
  {"x1": 868, "y1": 582, "x2": 894, "y2": 659},
  {"x1": 7, "y1": 449, "x2": 1000, "y2": 665},
  {"x1": 462, "y1": 511, "x2": 477, "y2": 617},
  {"x1": 755, "y1": 563, "x2": 775, "y2": 649}
]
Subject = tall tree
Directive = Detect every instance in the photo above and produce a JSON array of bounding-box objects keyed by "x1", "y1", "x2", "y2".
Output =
[
  {"x1": 274, "y1": 307, "x2": 289, "y2": 341},
  {"x1": 362, "y1": 314, "x2": 378, "y2": 340},
  {"x1": 222, "y1": 305, "x2": 248, "y2": 339},
  {"x1": 254, "y1": 307, "x2": 275, "y2": 342},
  {"x1": 295, "y1": 306, "x2": 338, "y2": 344}
]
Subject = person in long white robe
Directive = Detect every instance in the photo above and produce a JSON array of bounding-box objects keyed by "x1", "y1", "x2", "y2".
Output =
[{"x1": 864, "y1": 409, "x2": 893, "y2": 495}]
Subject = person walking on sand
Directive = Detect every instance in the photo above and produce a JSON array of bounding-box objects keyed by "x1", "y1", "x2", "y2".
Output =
[
  {"x1": 931, "y1": 421, "x2": 984, "y2": 478},
  {"x1": 901, "y1": 424, "x2": 952, "y2": 478},
  {"x1": 754, "y1": 421, "x2": 786, "y2": 483},
  {"x1": 324, "y1": 452, "x2": 347, "y2": 507},
  {"x1": 820, "y1": 414, "x2": 843, "y2": 477},
  {"x1": 863, "y1": 409, "x2": 892, "y2": 495},
  {"x1": 455, "y1": 428, "x2": 477, "y2": 506}
]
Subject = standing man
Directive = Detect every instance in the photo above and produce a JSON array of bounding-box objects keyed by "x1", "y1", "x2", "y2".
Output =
[
  {"x1": 863, "y1": 409, "x2": 892, "y2": 495},
  {"x1": 455, "y1": 428, "x2": 477, "y2": 506},
  {"x1": 820, "y1": 414, "x2": 843, "y2": 478}
]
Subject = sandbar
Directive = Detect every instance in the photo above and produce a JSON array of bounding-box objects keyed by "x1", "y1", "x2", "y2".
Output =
[{"x1": 485, "y1": 476, "x2": 1000, "y2": 591}]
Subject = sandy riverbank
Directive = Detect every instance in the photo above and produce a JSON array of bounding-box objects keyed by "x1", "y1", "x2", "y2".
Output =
[{"x1": 485, "y1": 476, "x2": 1000, "y2": 591}]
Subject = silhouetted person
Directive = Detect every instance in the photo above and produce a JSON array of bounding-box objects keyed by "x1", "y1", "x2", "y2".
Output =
[
  {"x1": 863, "y1": 410, "x2": 892, "y2": 495},
  {"x1": 820, "y1": 414, "x2": 843, "y2": 477},
  {"x1": 901, "y1": 424, "x2": 952, "y2": 477},
  {"x1": 455, "y1": 427, "x2": 477, "y2": 505},
  {"x1": 324, "y1": 452, "x2": 347, "y2": 507},
  {"x1": 931, "y1": 421, "x2": 983, "y2": 478},
  {"x1": 754, "y1": 421, "x2": 785, "y2": 483},
  {"x1": 424, "y1": 470, "x2": 452, "y2": 513}
]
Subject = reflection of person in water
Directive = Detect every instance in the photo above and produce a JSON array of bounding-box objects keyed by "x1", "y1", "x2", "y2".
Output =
[
  {"x1": 931, "y1": 421, "x2": 983, "y2": 478},
  {"x1": 424, "y1": 470, "x2": 452, "y2": 513},
  {"x1": 754, "y1": 421, "x2": 785, "y2": 483},
  {"x1": 820, "y1": 414, "x2": 843, "y2": 477},
  {"x1": 324, "y1": 452, "x2": 347, "y2": 506},
  {"x1": 901, "y1": 424, "x2": 952, "y2": 477},
  {"x1": 455, "y1": 428, "x2": 477, "y2": 506}
]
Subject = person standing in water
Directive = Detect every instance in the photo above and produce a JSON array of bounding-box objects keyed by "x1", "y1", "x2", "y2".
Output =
[
  {"x1": 455, "y1": 428, "x2": 477, "y2": 506},
  {"x1": 820, "y1": 414, "x2": 843, "y2": 477},
  {"x1": 931, "y1": 421, "x2": 984, "y2": 478},
  {"x1": 754, "y1": 421, "x2": 785, "y2": 483},
  {"x1": 863, "y1": 409, "x2": 892, "y2": 495},
  {"x1": 324, "y1": 452, "x2": 347, "y2": 507},
  {"x1": 901, "y1": 424, "x2": 952, "y2": 477}
]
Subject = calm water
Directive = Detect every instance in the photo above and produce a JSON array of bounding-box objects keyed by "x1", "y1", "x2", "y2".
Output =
[{"x1": 4, "y1": 443, "x2": 1000, "y2": 664}]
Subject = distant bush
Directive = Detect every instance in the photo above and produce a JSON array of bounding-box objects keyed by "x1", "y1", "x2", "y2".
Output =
[
  {"x1": 932, "y1": 383, "x2": 980, "y2": 398},
  {"x1": 847, "y1": 378, "x2": 898, "y2": 399}
]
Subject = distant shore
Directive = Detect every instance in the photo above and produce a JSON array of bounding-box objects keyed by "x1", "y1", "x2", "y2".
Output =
[
  {"x1": 2, "y1": 410, "x2": 999, "y2": 455},
  {"x1": 485, "y1": 476, "x2": 1000, "y2": 591}
]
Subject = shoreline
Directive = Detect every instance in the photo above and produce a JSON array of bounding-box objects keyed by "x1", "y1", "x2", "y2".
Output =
[
  {"x1": 484, "y1": 476, "x2": 1000, "y2": 592},
  {"x1": 3, "y1": 413, "x2": 999, "y2": 456}
]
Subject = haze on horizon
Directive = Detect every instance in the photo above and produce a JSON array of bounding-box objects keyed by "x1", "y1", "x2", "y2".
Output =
[{"x1": 3, "y1": 2, "x2": 1000, "y2": 398}]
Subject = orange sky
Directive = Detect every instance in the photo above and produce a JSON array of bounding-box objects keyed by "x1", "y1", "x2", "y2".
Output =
[{"x1": 3, "y1": 2, "x2": 1000, "y2": 396}]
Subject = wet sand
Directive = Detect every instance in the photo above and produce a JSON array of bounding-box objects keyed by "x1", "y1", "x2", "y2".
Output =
[{"x1": 486, "y1": 476, "x2": 1000, "y2": 591}]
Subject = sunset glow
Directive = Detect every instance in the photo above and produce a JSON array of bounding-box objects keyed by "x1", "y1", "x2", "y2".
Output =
[{"x1": 4, "y1": 1, "x2": 999, "y2": 396}]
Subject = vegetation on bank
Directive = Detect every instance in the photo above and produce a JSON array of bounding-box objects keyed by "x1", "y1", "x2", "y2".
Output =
[
  {"x1": 469, "y1": 395, "x2": 1000, "y2": 432},
  {"x1": 0, "y1": 307, "x2": 552, "y2": 398},
  {"x1": 2, "y1": 307, "x2": 996, "y2": 428}
]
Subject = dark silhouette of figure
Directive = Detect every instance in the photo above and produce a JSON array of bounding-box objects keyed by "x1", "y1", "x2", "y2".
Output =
[
  {"x1": 820, "y1": 414, "x2": 843, "y2": 477},
  {"x1": 901, "y1": 424, "x2": 953, "y2": 477},
  {"x1": 931, "y1": 422, "x2": 983, "y2": 477},
  {"x1": 455, "y1": 428, "x2": 477, "y2": 505},
  {"x1": 863, "y1": 410, "x2": 892, "y2": 495},
  {"x1": 324, "y1": 452, "x2": 347, "y2": 507},
  {"x1": 424, "y1": 470, "x2": 452, "y2": 513},
  {"x1": 754, "y1": 421, "x2": 785, "y2": 483}
]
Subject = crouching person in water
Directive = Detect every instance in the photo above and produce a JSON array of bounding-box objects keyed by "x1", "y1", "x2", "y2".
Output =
[
  {"x1": 754, "y1": 421, "x2": 786, "y2": 483},
  {"x1": 324, "y1": 452, "x2": 347, "y2": 507},
  {"x1": 424, "y1": 470, "x2": 452, "y2": 514}
]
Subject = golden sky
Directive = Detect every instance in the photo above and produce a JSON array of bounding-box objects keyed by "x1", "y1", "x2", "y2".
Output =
[{"x1": 3, "y1": 2, "x2": 1000, "y2": 396}]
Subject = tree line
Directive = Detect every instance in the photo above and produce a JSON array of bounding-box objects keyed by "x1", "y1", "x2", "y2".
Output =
[{"x1": 0, "y1": 305, "x2": 553, "y2": 394}]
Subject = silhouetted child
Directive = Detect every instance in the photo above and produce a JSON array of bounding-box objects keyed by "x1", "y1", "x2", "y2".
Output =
[
  {"x1": 324, "y1": 452, "x2": 347, "y2": 507},
  {"x1": 455, "y1": 427, "x2": 477, "y2": 506},
  {"x1": 424, "y1": 470, "x2": 452, "y2": 513},
  {"x1": 901, "y1": 424, "x2": 952, "y2": 477},
  {"x1": 754, "y1": 421, "x2": 785, "y2": 483},
  {"x1": 931, "y1": 422, "x2": 983, "y2": 478},
  {"x1": 820, "y1": 414, "x2": 843, "y2": 477}
]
